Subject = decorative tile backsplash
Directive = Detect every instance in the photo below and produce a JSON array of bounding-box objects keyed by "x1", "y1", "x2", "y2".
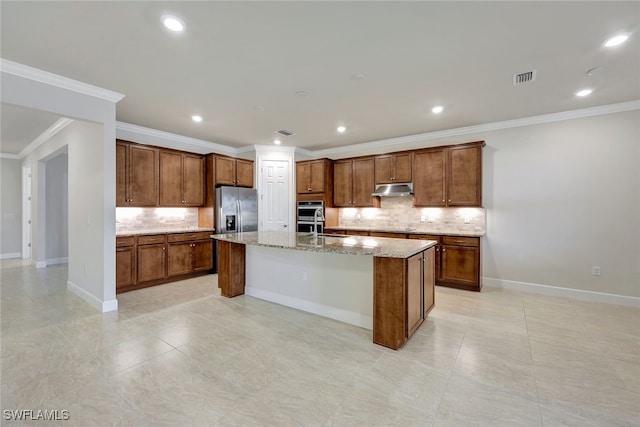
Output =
[
  {"x1": 116, "y1": 207, "x2": 199, "y2": 232},
  {"x1": 338, "y1": 197, "x2": 485, "y2": 233}
]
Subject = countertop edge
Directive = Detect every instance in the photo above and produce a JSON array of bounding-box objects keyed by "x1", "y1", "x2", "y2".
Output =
[
  {"x1": 324, "y1": 226, "x2": 484, "y2": 237},
  {"x1": 116, "y1": 228, "x2": 215, "y2": 237}
]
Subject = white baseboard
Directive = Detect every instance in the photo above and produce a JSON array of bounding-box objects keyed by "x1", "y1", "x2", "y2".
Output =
[
  {"x1": 46, "y1": 257, "x2": 68, "y2": 266},
  {"x1": 0, "y1": 252, "x2": 21, "y2": 260},
  {"x1": 245, "y1": 286, "x2": 373, "y2": 330},
  {"x1": 34, "y1": 260, "x2": 47, "y2": 268},
  {"x1": 67, "y1": 280, "x2": 119, "y2": 313},
  {"x1": 483, "y1": 277, "x2": 640, "y2": 307}
]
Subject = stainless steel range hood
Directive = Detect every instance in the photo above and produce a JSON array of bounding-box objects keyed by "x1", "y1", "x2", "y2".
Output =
[{"x1": 372, "y1": 183, "x2": 413, "y2": 197}]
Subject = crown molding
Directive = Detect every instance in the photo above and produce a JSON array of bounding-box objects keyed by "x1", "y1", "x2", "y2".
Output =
[
  {"x1": 18, "y1": 117, "x2": 74, "y2": 159},
  {"x1": 252, "y1": 145, "x2": 298, "y2": 153},
  {"x1": 0, "y1": 153, "x2": 20, "y2": 159},
  {"x1": 0, "y1": 58, "x2": 125, "y2": 103},
  {"x1": 312, "y1": 100, "x2": 640, "y2": 158},
  {"x1": 116, "y1": 122, "x2": 237, "y2": 156}
]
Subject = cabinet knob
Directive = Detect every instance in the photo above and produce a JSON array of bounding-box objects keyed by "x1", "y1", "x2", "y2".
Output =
[
  {"x1": 162, "y1": 247, "x2": 166, "y2": 251},
  {"x1": 448, "y1": 199, "x2": 451, "y2": 202},
  {"x1": 442, "y1": 248, "x2": 446, "y2": 252},
  {"x1": 442, "y1": 199, "x2": 445, "y2": 203}
]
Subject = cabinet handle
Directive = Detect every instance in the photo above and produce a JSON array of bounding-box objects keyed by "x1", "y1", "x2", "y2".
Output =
[
  {"x1": 442, "y1": 199, "x2": 445, "y2": 203},
  {"x1": 448, "y1": 199, "x2": 451, "y2": 202},
  {"x1": 442, "y1": 248, "x2": 446, "y2": 252}
]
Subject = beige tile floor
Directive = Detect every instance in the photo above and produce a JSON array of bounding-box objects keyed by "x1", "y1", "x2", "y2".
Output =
[{"x1": 1, "y1": 259, "x2": 639, "y2": 426}]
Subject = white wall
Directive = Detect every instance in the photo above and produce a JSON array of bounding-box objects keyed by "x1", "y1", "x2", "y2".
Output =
[
  {"x1": 2, "y1": 69, "x2": 119, "y2": 312},
  {"x1": 45, "y1": 152, "x2": 68, "y2": 262},
  {"x1": 323, "y1": 110, "x2": 640, "y2": 300},
  {"x1": 0, "y1": 158, "x2": 22, "y2": 258}
]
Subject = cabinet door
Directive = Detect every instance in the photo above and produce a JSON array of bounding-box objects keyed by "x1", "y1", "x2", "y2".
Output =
[
  {"x1": 215, "y1": 156, "x2": 237, "y2": 186},
  {"x1": 183, "y1": 154, "x2": 204, "y2": 206},
  {"x1": 116, "y1": 142, "x2": 128, "y2": 207},
  {"x1": 167, "y1": 242, "x2": 192, "y2": 276},
  {"x1": 423, "y1": 247, "x2": 435, "y2": 315},
  {"x1": 308, "y1": 160, "x2": 326, "y2": 193},
  {"x1": 352, "y1": 157, "x2": 376, "y2": 207},
  {"x1": 333, "y1": 161, "x2": 353, "y2": 206},
  {"x1": 192, "y1": 240, "x2": 213, "y2": 271},
  {"x1": 375, "y1": 155, "x2": 394, "y2": 184},
  {"x1": 413, "y1": 149, "x2": 446, "y2": 207},
  {"x1": 116, "y1": 246, "x2": 136, "y2": 290},
  {"x1": 441, "y1": 245, "x2": 479, "y2": 287},
  {"x1": 236, "y1": 159, "x2": 254, "y2": 187},
  {"x1": 296, "y1": 162, "x2": 311, "y2": 193},
  {"x1": 407, "y1": 252, "x2": 423, "y2": 337},
  {"x1": 447, "y1": 145, "x2": 482, "y2": 206},
  {"x1": 159, "y1": 151, "x2": 183, "y2": 206},
  {"x1": 129, "y1": 145, "x2": 159, "y2": 206},
  {"x1": 393, "y1": 153, "x2": 413, "y2": 183},
  {"x1": 137, "y1": 244, "x2": 166, "y2": 282}
]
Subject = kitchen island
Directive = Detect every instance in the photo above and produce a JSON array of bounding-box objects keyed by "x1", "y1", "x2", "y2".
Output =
[{"x1": 211, "y1": 231, "x2": 436, "y2": 349}]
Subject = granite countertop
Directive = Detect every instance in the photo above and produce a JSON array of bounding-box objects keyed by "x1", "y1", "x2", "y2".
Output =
[
  {"x1": 211, "y1": 231, "x2": 437, "y2": 259},
  {"x1": 116, "y1": 227, "x2": 215, "y2": 236},
  {"x1": 324, "y1": 225, "x2": 485, "y2": 237}
]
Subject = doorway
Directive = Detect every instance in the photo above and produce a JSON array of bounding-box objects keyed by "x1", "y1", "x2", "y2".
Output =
[{"x1": 22, "y1": 164, "x2": 32, "y2": 259}]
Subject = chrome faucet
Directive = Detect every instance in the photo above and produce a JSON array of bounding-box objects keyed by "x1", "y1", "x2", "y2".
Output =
[{"x1": 313, "y1": 207, "x2": 325, "y2": 238}]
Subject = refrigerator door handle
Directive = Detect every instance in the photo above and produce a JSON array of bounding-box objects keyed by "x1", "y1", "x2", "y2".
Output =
[{"x1": 237, "y1": 199, "x2": 242, "y2": 232}]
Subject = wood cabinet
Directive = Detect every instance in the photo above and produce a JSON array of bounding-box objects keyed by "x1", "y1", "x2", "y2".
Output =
[
  {"x1": 296, "y1": 159, "x2": 334, "y2": 206},
  {"x1": 413, "y1": 141, "x2": 484, "y2": 207},
  {"x1": 215, "y1": 156, "x2": 254, "y2": 187},
  {"x1": 116, "y1": 236, "x2": 136, "y2": 291},
  {"x1": 409, "y1": 234, "x2": 481, "y2": 291},
  {"x1": 117, "y1": 231, "x2": 214, "y2": 293},
  {"x1": 375, "y1": 152, "x2": 412, "y2": 184},
  {"x1": 159, "y1": 151, "x2": 204, "y2": 206},
  {"x1": 137, "y1": 235, "x2": 167, "y2": 283},
  {"x1": 116, "y1": 140, "x2": 159, "y2": 207},
  {"x1": 167, "y1": 232, "x2": 213, "y2": 277},
  {"x1": 440, "y1": 236, "x2": 481, "y2": 291},
  {"x1": 334, "y1": 157, "x2": 379, "y2": 207},
  {"x1": 374, "y1": 246, "x2": 435, "y2": 350}
]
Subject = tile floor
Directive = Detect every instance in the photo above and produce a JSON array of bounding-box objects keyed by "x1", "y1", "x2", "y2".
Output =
[{"x1": 1, "y1": 260, "x2": 639, "y2": 426}]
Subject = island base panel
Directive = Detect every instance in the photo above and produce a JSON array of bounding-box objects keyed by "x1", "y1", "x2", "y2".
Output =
[
  {"x1": 218, "y1": 240, "x2": 245, "y2": 297},
  {"x1": 373, "y1": 256, "x2": 407, "y2": 350}
]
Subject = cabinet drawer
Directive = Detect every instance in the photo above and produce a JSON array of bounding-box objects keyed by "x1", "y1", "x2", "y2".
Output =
[
  {"x1": 442, "y1": 236, "x2": 479, "y2": 247},
  {"x1": 116, "y1": 236, "x2": 135, "y2": 247},
  {"x1": 167, "y1": 232, "x2": 211, "y2": 243},
  {"x1": 408, "y1": 234, "x2": 441, "y2": 242},
  {"x1": 137, "y1": 234, "x2": 166, "y2": 245}
]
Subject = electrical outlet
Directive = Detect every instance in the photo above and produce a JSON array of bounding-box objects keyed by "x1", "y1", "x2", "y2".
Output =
[
  {"x1": 464, "y1": 216, "x2": 471, "y2": 224},
  {"x1": 301, "y1": 271, "x2": 308, "y2": 281},
  {"x1": 592, "y1": 266, "x2": 601, "y2": 276},
  {"x1": 420, "y1": 215, "x2": 427, "y2": 222}
]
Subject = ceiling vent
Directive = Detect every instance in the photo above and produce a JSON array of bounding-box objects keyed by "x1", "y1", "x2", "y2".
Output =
[
  {"x1": 513, "y1": 69, "x2": 537, "y2": 85},
  {"x1": 276, "y1": 129, "x2": 295, "y2": 137}
]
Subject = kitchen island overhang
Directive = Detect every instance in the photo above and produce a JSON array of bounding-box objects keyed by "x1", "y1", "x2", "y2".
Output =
[{"x1": 211, "y1": 231, "x2": 437, "y2": 350}]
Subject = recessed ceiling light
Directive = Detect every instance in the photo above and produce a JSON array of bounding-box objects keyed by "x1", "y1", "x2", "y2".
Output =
[
  {"x1": 337, "y1": 126, "x2": 346, "y2": 133},
  {"x1": 575, "y1": 88, "x2": 593, "y2": 97},
  {"x1": 162, "y1": 15, "x2": 185, "y2": 32},
  {"x1": 432, "y1": 106, "x2": 444, "y2": 114},
  {"x1": 603, "y1": 34, "x2": 629, "y2": 47},
  {"x1": 351, "y1": 73, "x2": 365, "y2": 81},
  {"x1": 274, "y1": 139, "x2": 281, "y2": 145},
  {"x1": 586, "y1": 66, "x2": 605, "y2": 76},
  {"x1": 255, "y1": 105, "x2": 265, "y2": 112},
  {"x1": 191, "y1": 115, "x2": 202, "y2": 123},
  {"x1": 295, "y1": 90, "x2": 309, "y2": 98}
]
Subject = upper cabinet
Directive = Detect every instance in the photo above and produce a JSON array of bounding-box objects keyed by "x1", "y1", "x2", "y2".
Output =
[
  {"x1": 159, "y1": 150, "x2": 204, "y2": 206},
  {"x1": 413, "y1": 141, "x2": 484, "y2": 207},
  {"x1": 215, "y1": 156, "x2": 254, "y2": 188},
  {"x1": 334, "y1": 157, "x2": 379, "y2": 207},
  {"x1": 116, "y1": 140, "x2": 159, "y2": 207},
  {"x1": 375, "y1": 152, "x2": 412, "y2": 184},
  {"x1": 296, "y1": 159, "x2": 334, "y2": 205}
]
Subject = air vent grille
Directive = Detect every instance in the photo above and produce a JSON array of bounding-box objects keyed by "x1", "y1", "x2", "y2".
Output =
[
  {"x1": 276, "y1": 129, "x2": 295, "y2": 136},
  {"x1": 513, "y1": 69, "x2": 537, "y2": 85}
]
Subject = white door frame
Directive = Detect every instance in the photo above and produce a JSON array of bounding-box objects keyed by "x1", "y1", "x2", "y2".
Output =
[
  {"x1": 255, "y1": 148, "x2": 296, "y2": 232},
  {"x1": 22, "y1": 163, "x2": 32, "y2": 260}
]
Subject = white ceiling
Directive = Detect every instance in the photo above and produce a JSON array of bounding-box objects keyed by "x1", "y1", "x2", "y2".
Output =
[
  {"x1": 0, "y1": 104, "x2": 61, "y2": 155},
  {"x1": 1, "y1": 1, "x2": 639, "y2": 154}
]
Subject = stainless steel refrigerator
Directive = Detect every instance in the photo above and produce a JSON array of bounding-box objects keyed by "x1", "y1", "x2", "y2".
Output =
[{"x1": 215, "y1": 186, "x2": 258, "y2": 233}]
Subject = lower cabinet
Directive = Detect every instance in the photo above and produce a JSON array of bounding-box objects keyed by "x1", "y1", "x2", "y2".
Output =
[
  {"x1": 167, "y1": 233, "x2": 213, "y2": 277},
  {"x1": 440, "y1": 236, "x2": 480, "y2": 290},
  {"x1": 116, "y1": 231, "x2": 214, "y2": 293},
  {"x1": 116, "y1": 236, "x2": 136, "y2": 291},
  {"x1": 373, "y1": 246, "x2": 435, "y2": 350}
]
